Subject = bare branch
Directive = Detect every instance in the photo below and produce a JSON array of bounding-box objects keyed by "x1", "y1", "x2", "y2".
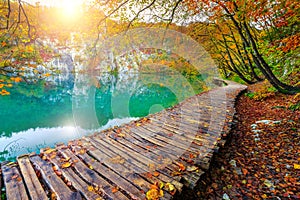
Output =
[
  {"x1": 19, "y1": 0, "x2": 31, "y2": 40},
  {"x1": 127, "y1": 0, "x2": 157, "y2": 29},
  {"x1": 93, "y1": 0, "x2": 131, "y2": 49},
  {"x1": 166, "y1": 0, "x2": 183, "y2": 28}
]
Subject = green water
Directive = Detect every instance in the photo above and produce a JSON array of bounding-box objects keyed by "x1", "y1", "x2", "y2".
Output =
[{"x1": 0, "y1": 72, "x2": 204, "y2": 161}]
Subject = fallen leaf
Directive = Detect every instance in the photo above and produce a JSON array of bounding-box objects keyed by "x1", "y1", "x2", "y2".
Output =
[
  {"x1": 87, "y1": 185, "x2": 94, "y2": 192},
  {"x1": 146, "y1": 188, "x2": 159, "y2": 200},
  {"x1": 165, "y1": 183, "x2": 175, "y2": 192},
  {"x1": 111, "y1": 187, "x2": 118, "y2": 193},
  {"x1": 178, "y1": 163, "x2": 186, "y2": 171},
  {"x1": 212, "y1": 183, "x2": 218, "y2": 189},
  {"x1": 43, "y1": 148, "x2": 56, "y2": 155},
  {"x1": 187, "y1": 166, "x2": 198, "y2": 172},
  {"x1": 153, "y1": 171, "x2": 160, "y2": 177},
  {"x1": 158, "y1": 181, "x2": 164, "y2": 189},
  {"x1": 294, "y1": 164, "x2": 300, "y2": 169},
  {"x1": 61, "y1": 162, "x2": 72, "y2": 169},
  {"x1": 242, "y1": 168, "x2": 248, "y2": 175}
]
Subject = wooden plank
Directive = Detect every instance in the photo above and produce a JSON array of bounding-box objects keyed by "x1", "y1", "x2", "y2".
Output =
[
  {"x1": 17, "y1": 155, "x2": 48, "y2": 200},
  {"x1": 30, "y1": 155, "x2": 82, "y2": 200},
  {"x1": 1, "y1": 162, "x2": 29, "y2": 200},
  {"x1": 65, "y1": 143, "x2": 146, "y2": 200},
  {"x1": 116, "y1": 127, "x2": 203, "y2": 174},
  {"x1": 73, "y1": 140, "x2": 151, "y2": 192},
  {"x1": 126, "y1": 125, "x2": 201, "y2": 164},
  {"x1": 105, "y1": 129, "x2": 189, "y2": 180},
  {"x1": 44, "y1": 151, "x2": 103, "y2": 200},
  {"x1": 150, "y1": 117, "x2": 219, "y2": 142},
  {"x1": 55, "y1": 145, "x2": 129, "y2": 200},
  {"x1": 121, "y1": 125, "x2": 207, "y2": 173},
  {"x1": 89, "y1": 136, "x2": 179, "y2": 184},
  {"x1": 108, "y1": 129, "x2": 203, "y2": 189},
  {"x1": 80, "y1": 138, "x2": 177, "y2": 199},
  {"x1": 141, "y1": 122, "x2": 201, "y2": 153}
]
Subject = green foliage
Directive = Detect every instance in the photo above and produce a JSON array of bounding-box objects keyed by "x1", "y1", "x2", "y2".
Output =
[
  {"x1": 245, "y1": 92, "x2": 255, "y2": 99},
  {"x1": 289, "y1": 102, "x2": 300, "y2": 111}
]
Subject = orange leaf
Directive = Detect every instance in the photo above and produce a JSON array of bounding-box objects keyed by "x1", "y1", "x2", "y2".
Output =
[
  {"x1": 178, "y1": 163, "x2": 186, "y2": 171},
  {"x1": 153, "y1": 171, "x2": 160, "y2": 177},
  {"x1": 242, "y1": 168, "x2": 248, "y2": 175},
  {"x1": 111, "y1": 187, "x2": 118, "y2": 193},
  {"x1": 146, "y1": 172, "x2": 153, "y2": 178}
]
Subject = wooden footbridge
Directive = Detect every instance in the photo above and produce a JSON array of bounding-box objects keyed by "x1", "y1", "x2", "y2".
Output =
[{"x1": 0, "y1": 80, "x2": 246, "y2": 200}]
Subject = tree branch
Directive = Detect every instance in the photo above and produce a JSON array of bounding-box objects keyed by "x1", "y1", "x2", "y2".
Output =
[{"x1": 127, "y1": 0, "x2": 157, "y2": 29}]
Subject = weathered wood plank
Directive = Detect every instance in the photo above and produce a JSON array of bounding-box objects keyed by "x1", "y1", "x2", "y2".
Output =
[
  {"x1": 80, "y1": 138, "x2": 177, "y2": 199},
  {"x1": 103, "y1": 129, "x2": 189, "y2": 181},
  {"x1": 1, "y1": 162, "x2": 29, "y2": 200},
  {"x1": 44, "y1": 150, "x2": 103, "y2": 200},
  {"x1": 66, "y1": 143, "x2": 146, "y2": 199},
  {"x1": 109, "y1": 129, "x2": 203, "y2": 189},
  {"x1": 89, "y1": 135, "x2": 180, "y2": 186},
  {"x1": 75, "y1": 139, "x2": 151, "y2": 192},
  {"x1": 55, "y1": 145, "x2": 130, "y2": 200},
  {"x1": 29, "y1": 155, "x2": 82, "y2": 200},
  {"x1": 17, "y1": 155, "x2": 48, "y2": 200}
]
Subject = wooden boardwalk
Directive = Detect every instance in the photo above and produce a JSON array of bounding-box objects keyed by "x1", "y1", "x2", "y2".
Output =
[{"x1": 0, "y1": 80, "x2": 246, "y2": 200}]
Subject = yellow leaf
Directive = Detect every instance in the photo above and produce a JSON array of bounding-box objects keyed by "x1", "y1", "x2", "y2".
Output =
[
  {"x1": 294, "y1": 164, "x2": 300, "y2": 169},
  {"x1": 186, "y1": 166, "x2": 198, "y2": 172},
  {"x1": 146, "y1": 188, "x2": 159, "y2": 200},
  {"x1": 79, "y1": 149, "x2": 86, "y2": 155},
  {"x1": 87, "y1": 186, "x2": 94, "y2": 192},
  {"x1": 61, "y1": 162, "x2": 72, "y2": 169},
  {"x1": 26, "y1": 46, "x2": 34, "y2": 52},
  {"x1": 89, "y1": 165, "x2": 94, "y2": 170},
  {"x1": 158, "y1": 181, "x2": 164, "y2": 189},
  {"x1": 159, "y1": 190, "x2": 164, "y2": 197},
  {"x1": 117, "y1": 133, "x2": 126, "y2": 137},
  {"x1": 136, "y1": 123, "x2": 141, "y2": 127},
  {"x1": 43, "y1": 148, "x2": 56, "y2": 155},
  {"x1": 1, "y1": 89, "x2": 10, "y2": 95},
  {"x1": 0, "y1": 84, "x2": 4, "y2": 88},
  {"x1": 165, "y1": 183, "x2": 175, "y2": 191}
]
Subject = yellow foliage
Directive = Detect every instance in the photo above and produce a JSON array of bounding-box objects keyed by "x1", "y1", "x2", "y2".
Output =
[
  {"x1": 10, "y1": 77, "x2": 22, "y2": 83},
  {"x1": 1, "y1": 89, "x2": 10, "y2": 95}
]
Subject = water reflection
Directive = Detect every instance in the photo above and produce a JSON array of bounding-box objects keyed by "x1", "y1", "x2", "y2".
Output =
[{"x1": 0, "y1": 70, "x2": 203, "y2": 161}]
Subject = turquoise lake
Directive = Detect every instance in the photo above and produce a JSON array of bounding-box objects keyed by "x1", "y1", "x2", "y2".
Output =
[{"x1": 0, "y1": 72, "x2": 205, "y2": 161}]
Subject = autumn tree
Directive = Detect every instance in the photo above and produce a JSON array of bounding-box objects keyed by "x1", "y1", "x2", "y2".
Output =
[{"x1": 95, "y1": 0, "x2": 299, "y2": 94}]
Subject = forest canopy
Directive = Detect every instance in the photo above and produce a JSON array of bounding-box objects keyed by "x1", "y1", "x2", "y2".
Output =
[{"x1": 0, "y1": 0, "x2": 299, "y2": 94}]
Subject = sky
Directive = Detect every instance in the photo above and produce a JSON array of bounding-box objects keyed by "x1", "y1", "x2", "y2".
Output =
[{"x1": 25, "y1": 0, "x2": 86, "y2": 7}]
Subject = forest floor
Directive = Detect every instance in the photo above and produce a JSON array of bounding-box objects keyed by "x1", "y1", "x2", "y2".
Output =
[{"x1": 175, "y1": 82, "x2": 300, "y2": 200}]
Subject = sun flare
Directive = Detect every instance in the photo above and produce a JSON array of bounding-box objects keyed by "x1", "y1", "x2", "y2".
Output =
[{"x1": 59, "y1": 0, "x2": 82, "y2": 21}]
